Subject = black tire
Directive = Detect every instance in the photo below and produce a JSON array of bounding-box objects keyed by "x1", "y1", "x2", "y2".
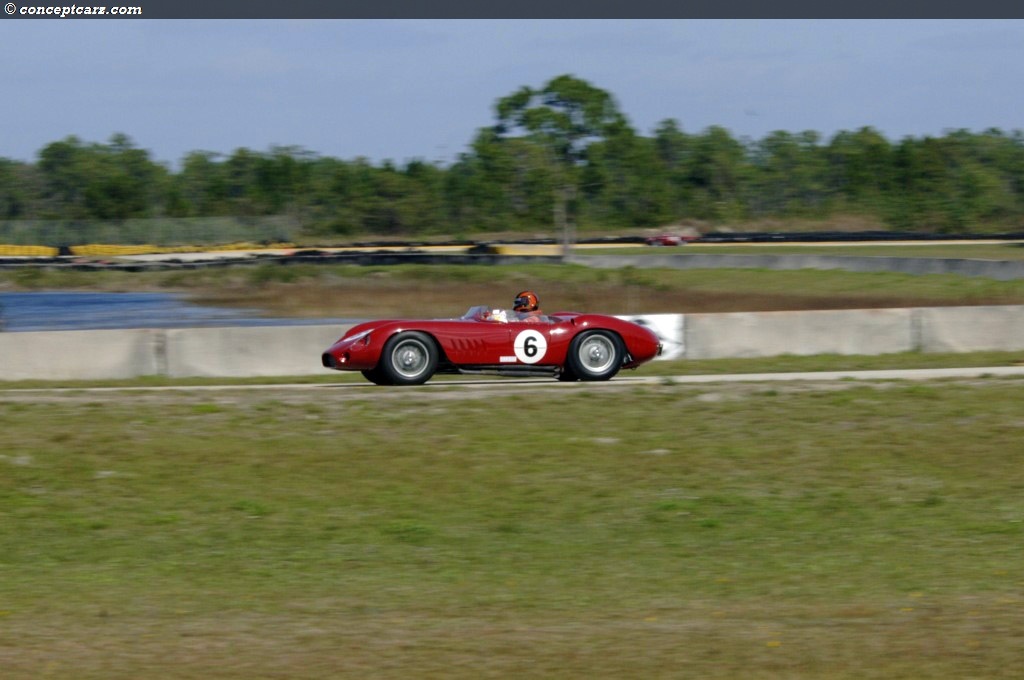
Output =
[
  {"x1": 557, "y1": 365, "x2": 579, "y2": 382},
  {"x1": 361, "y1": 366, "x2": 392, "y2": 386},
  {"x1": 566, "y1": 330, "x2": 623, "y2": 381},
  {"x1": 379, "y1": 331, "x2": 439, "y2": 386}
]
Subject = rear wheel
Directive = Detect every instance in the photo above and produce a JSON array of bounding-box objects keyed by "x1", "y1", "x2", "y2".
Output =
[
  {"x1": 566, "y1": 330, "x2": 623, "y2": 381},
  {"x1": 557, "y1": 366, "x2": 579, "y2": 382},
  {"x1": 379, "y1": 331, "x2": 439, "y2": 385}
]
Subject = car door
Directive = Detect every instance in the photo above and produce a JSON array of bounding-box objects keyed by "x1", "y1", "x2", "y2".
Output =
[
  {"x1": 501, "y1": 319, "x2": 575, "y2": 367},
  {"x1": 428, "y1": 320, "x2": 512, "y2": 365}
]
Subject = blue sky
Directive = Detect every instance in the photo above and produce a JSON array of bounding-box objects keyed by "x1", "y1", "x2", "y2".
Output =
[{"x1": 2, "y1": 19, "x2": 1022, "y2": 168}]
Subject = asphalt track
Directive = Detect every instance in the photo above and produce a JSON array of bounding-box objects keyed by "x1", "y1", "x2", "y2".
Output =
[{"x1": 5, "y1": 366, "x2": 1024, "y2": 397}]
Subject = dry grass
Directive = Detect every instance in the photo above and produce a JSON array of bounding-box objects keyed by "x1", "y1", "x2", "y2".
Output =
[
  {"x1": 205, "y1": 280, "x2": 975, "y2": 318},
  {"x1": 185, "y1": 263, "x2": 1024, "y2": 320},
  {"x1": 5, "y1": 599, "x2": 1022, "y2": 679}
]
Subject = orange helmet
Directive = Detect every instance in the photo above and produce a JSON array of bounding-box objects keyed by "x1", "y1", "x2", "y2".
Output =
[{"x1": 513, "y1": 290, "x2": 539, "y2": 312}]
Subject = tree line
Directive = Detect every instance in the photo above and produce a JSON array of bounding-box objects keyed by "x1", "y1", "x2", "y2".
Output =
[{"x1": 2, "y1": 76, "x2": 1024, "y2": 244}]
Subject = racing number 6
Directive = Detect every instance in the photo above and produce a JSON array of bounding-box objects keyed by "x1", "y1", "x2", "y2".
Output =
[
  {"x1": 523, "y1": 335, "x2": 538, "y2": 357},
  {"x1": 513, "y1": 329, "x2": 547, "y2": 364}
]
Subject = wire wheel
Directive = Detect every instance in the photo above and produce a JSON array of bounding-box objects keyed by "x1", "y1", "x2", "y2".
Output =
[
  {"x1": 567, "y1": 330, "x2": 622, "y2": 381},
  {"x1": 380, "y1": 332, "x2": 438, "y2": 385}
]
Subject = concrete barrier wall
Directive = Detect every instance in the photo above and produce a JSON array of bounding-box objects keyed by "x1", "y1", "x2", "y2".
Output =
[
  {"x1": 165, "y1": 325, "x2": 346, "y2": 378},
  {"x1": 0, "y1": 325, "x2": 349, "y2": 381},
  {"x1": 0, "y1": 328, "x2": 162, "y2": 380},
  {"x1": 684, "y1": 308, "x2": 917, "y2": 360},
  {"x1": 2, "y1": 306, "x2": 1023, "y2": 381},
  {"x1": 917, "y1": 305, "x2": 1024, "y2": 353}
]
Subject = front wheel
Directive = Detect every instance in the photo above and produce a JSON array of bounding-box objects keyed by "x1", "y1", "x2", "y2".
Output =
[
  {"x1": 566, "y1": 330, "x2": 623, "y2": 381},
  {"x1": 361, "y1": 366, "x2": 392, "y2": 386},
  {"x1": 379, "y1": 331, "x2": 439, "y2": 385}
]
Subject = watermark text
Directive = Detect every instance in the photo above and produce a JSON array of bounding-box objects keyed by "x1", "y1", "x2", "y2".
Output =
[{"x1": 5, "y1": 3, "x2": 144, "y2": 17}]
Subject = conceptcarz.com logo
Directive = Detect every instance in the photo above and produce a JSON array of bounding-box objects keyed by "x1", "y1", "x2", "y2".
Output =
[{"x1": 5, "y1": 4, "x2": 144, "y2": 16}]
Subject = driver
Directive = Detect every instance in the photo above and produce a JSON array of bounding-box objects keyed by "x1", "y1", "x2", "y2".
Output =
[{"x1": 513, "y1": 290, "x2": 544, "y2": 323}]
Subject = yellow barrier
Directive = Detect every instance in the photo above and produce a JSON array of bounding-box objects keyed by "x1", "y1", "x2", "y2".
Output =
[
  {"x1": 491, "y1": 244, "x2": 563, "y2": 256},
  {"x1": 0, "y1": 244, "x2": 60, "y2": 257},
  {"x1": 71, "y1": 244, "x2": 160, "y2": 256},
  {"x1": 68, "y1": 242, "x2": 297, "y2": 257},
  {"x1": 1, "y1": 242, "x2": 298, "y2": 258}
]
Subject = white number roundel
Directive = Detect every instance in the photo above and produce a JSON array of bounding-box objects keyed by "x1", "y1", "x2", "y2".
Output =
[{"x1": 513, "y1": 329, "x2": 547, "y2": 364}]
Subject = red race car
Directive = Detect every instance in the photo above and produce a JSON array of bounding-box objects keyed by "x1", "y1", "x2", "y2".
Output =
[
  {"x1": 322, "y1": 305, "x2": 663, "y2": 385},
  {"x1": 645, "y1": 233, "x2": 697, "y2": 246}
]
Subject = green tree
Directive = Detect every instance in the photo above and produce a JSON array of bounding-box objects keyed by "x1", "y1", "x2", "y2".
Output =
[
  {"x1": 752, "y1": 130, "x2": 828, "y2": 218},
  {"x1": 651, "y1": 119, "x2": 696, "y2": 220},
  {"x1": 944, "y1": 129, "x2": 1023, "y2": 228},
  {"x1": 584, "y1": 125, "x2": 673, "y2": 228},
  {"x1": 825, "y1": 127, "x2": 894, "y2": 219},
  {"x1": 84, "y1": 133, "x2": 161, "y2": 222},
  {"x1": 495, "y1": 74, "x2": 633, "y2": 255},
  {"x1": 687, "y1": 126, "x2": 749, "y2": 221},
  {"x1": 401, "y1": 159, "x2": 448, "y2": 234},
  {"x1": 177, "y1": 151, "x2": 227, "y2": 216},
  {"x1": 892, "y1": 136, "x2": 959, "y2": 231},
  {"x1": 0, "y1": 159, "x2": 32, "y2": 220},
  {"x1": 304, "y1": 157, "x2": 360, "y2": 235},
  {"x1": 37, "y1": 136, "x2": 89, "y2": 220}
]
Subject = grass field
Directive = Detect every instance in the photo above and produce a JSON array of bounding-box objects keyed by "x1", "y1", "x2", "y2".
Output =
[
  {"x1": 2, "y1": 374, "x2": 1024, "y2": 678},
  {"x1": 3, "y1": 246, "x2": 1024, "y2": 677}
]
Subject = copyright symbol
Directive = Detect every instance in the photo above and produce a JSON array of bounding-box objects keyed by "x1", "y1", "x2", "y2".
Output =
[{"x1": 4, "y1": 3, "x2": 15, "y2": 14}]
